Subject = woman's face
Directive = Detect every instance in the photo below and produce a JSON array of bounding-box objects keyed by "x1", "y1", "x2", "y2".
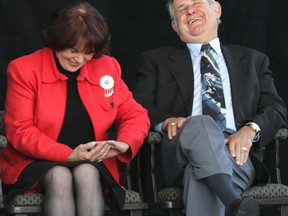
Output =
[{"x1": 55, "y1": 48, "x2": 94, "y2": 72}]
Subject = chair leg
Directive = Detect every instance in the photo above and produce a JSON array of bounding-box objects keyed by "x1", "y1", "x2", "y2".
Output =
[
  {"x1": 280, "y1": 205, "x2": 288, "y2": 216},
  {"x1": 13, "y1": 214, "x2": 43, "y2": 216},
  {"x1": 105, "y1": 208, "x2": 143, "y2": 216},
  {"x1": 164, "y1": 209, "x2": 184, "y2": 216},
  {"x1": 13, "y1": 214, "x2": 29, "y2": 216},
  {"x1": 128, "y1": 210, "x2": 142, "y2": 216}
]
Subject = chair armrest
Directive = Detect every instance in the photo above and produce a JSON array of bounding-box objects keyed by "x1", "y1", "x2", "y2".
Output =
[
  {"x1": 145, "y1": 131, "x2": 162, "y2": 145},
  {"x1": 142, "y1": 132, "x2": 162, "y2": 202},
  {"x1": 274, "y1": 128, "x2": 288, "y2": 140},
  {"x1": 0, "y1": 110, "x2": 6, "y2": 148},
  {"x1": 0, "y1": 111, "x2": 4, "y2": 135},
  {"x1": 0, "y1": 135, "x2": 7, "y2": 148},
  {"x1": 271, "y1": 128, "x2": 288, "y2": 184}
]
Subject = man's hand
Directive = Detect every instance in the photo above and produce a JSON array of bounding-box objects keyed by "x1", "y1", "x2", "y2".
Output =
[
  {"x1": 225, "y1": 126, "x2": 256, "y2": 165},
  {"x1": 162, "y1": 117, "x2": 190, "y2": 139}
]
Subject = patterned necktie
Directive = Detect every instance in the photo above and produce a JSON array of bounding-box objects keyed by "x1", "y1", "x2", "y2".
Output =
[{"x1": 201, "y1": 44, "x2": 226, "y2": 131}]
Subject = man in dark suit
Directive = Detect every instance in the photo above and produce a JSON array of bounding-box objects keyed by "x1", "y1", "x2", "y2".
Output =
[{"x1": 133, "y1": 0, "x2": 287, "y2": 215}]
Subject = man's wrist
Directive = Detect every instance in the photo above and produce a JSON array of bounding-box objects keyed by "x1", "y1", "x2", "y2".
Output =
[{"x1": 245, "y1": 122, "x2": 261, "y2": 142}]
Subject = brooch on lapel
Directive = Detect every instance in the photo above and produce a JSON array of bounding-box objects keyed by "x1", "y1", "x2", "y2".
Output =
[{"x1": 100, "y1": 75, "x2": 114, "y2": 97}]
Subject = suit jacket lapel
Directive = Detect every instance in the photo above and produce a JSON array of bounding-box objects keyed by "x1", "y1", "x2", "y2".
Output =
[
  {"x1": 168, "y1": 46, "x2": 194, "y2": 115},
  {"x1": 166, "y1": 44, "x2": 248, "y2": 121},
  {"x1": 221, "y1": 44, "x2": 247, "y2": 128}
]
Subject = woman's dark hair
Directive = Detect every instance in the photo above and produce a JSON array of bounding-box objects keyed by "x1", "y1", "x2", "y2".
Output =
[{"x1": 42, "y1": 1, "x2": 110, "y2": 58}]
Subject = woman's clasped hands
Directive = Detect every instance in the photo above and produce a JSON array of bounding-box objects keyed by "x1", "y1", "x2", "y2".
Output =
[{"x1": 68, "y1": 140, "x2": 130, "y2": 162}]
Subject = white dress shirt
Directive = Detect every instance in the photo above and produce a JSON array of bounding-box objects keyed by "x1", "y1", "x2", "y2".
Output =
[
  {"x1": 186, "y1": 38, "x2": 236, "y2": 131},
  {"x1": 155, "y1": 38, "x2": 236, "y2": 133}
]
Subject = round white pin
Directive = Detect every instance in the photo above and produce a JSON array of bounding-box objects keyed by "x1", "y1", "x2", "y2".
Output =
[{"x1": 100, "y1": 75, "x2": 114, "y2": 97}]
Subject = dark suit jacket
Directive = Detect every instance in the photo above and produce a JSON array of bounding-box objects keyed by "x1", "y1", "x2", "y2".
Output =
[{"x1": 133, "y1": 43, "x2": 287, "y2": 184}]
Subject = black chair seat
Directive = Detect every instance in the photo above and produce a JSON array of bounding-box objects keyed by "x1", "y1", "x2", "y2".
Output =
[
  {"x1": 5, "y1": 189, "x2": 143, "y2": 207},
  {"x1": 156, "y1": 184, "x2": 288, "y2": 201},
  {"x1": 242, "y1": 183, "x2": 288, "y2": 199}
]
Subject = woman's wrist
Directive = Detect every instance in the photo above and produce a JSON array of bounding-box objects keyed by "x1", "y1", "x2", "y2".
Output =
[{"x1": 123, "y1": 146, "x2": 131, "y2": 154}]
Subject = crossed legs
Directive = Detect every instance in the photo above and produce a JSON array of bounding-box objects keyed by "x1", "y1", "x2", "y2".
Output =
[
  {"x1": 43, "y1": 163, "x2": 104, "y2": 216},
  {"x1": 160, "y1": 115, "x2": 256, "y2": 216}
]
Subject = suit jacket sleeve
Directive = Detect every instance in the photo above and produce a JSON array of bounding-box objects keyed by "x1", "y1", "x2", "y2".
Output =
[
  {"x1": 222, "y1": 45, "x2": 287, "y2": 149},
  {"x1": 133, "y1": 47, "x2": 192, "y2": 129}
]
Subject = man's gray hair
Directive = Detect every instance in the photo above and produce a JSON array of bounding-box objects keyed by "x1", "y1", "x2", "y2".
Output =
[{"x1": 166, "y1": 0, "x2": 216, "y2": 21}]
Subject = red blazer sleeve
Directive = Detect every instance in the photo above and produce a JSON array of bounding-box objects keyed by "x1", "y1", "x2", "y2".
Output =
[{"x1": 5, "y1": 52, "x2": 73, "y2": 163}]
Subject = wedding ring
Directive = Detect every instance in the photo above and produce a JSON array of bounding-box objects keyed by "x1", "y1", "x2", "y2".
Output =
[
  {"x1": 171, "y1": 122, "x2": 176, "y2": 126},
  {"x1": 241, "y1": 146, "x2": 248, "y2": 152},
  {"x1": 96, "y1": 159, "x2": 102, "y2": 163}
]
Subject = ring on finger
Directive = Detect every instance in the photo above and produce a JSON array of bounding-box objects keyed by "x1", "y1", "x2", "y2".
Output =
[
  {"x1": 241, "y1": 146, "x2": 248, "y2": 152},
  {"x1": 171, "y1": 122, "x2": 176, "y2": 126},
  {"x1": 96, "y1": 159, "x2": 102, "y2": 163}
]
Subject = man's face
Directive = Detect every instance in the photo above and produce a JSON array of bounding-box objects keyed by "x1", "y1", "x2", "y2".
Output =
[{"x1": 171, "y1": 0, "x2": 221, "y2": 43}]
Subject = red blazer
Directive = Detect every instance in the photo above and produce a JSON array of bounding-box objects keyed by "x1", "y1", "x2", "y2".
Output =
[{"x1": 1, "y1": 48, "x2": 150, "y2": 185}]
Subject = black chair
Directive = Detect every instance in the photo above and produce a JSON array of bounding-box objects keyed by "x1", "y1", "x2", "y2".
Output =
[
  {"x1": 142, "y1": 129, "x2": 288, "y2": 216},
  {"x1": 0, "y1": 110, "x2": 148, "y2": 216}
]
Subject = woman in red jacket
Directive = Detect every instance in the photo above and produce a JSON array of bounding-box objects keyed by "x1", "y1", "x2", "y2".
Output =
[{"x1": 1, "y1": 2, "x2": 149, "y2": 215}]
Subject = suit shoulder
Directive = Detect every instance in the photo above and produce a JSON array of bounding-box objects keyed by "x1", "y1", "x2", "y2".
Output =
[
  {"x1": 223, "y1": 44, "x2": 266, "y2": 57},
  {"x1": 141, "y1": 46, "x2": 183, "y2": 57}
]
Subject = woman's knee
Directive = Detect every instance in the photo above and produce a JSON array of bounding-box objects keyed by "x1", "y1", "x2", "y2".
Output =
[
  {"x1": 44, "y1": 166, "x2": 72, "y2": 187},
  {"x1": 73, "y1": 163, "x2": 101, "y2": 185}
]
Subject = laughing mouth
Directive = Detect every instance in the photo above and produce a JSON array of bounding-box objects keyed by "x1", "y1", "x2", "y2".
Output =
[
  {"x1": 70, "y1": 62, "x2": 80, "y2": 67},
  {"x1": 188, "y1": 17, "x2": 203, "y2": 25}
]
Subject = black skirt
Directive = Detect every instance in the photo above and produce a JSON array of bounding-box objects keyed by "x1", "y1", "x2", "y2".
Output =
[{"x1": 2, "y1": 160, "x2": 125, "y2": 215}]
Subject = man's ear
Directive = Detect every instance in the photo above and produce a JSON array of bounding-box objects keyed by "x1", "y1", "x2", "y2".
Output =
[
  {"x1": 171, "y1": 20, "x2": 178, "y2": 34},
  {"x1": 214, "y1": 1, "x2": 222, "y2": 19}
]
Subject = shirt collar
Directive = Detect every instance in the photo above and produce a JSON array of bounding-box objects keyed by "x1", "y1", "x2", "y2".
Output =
[{"x1": 186, "y1": 37, "x2": 221, "y2": 58}]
